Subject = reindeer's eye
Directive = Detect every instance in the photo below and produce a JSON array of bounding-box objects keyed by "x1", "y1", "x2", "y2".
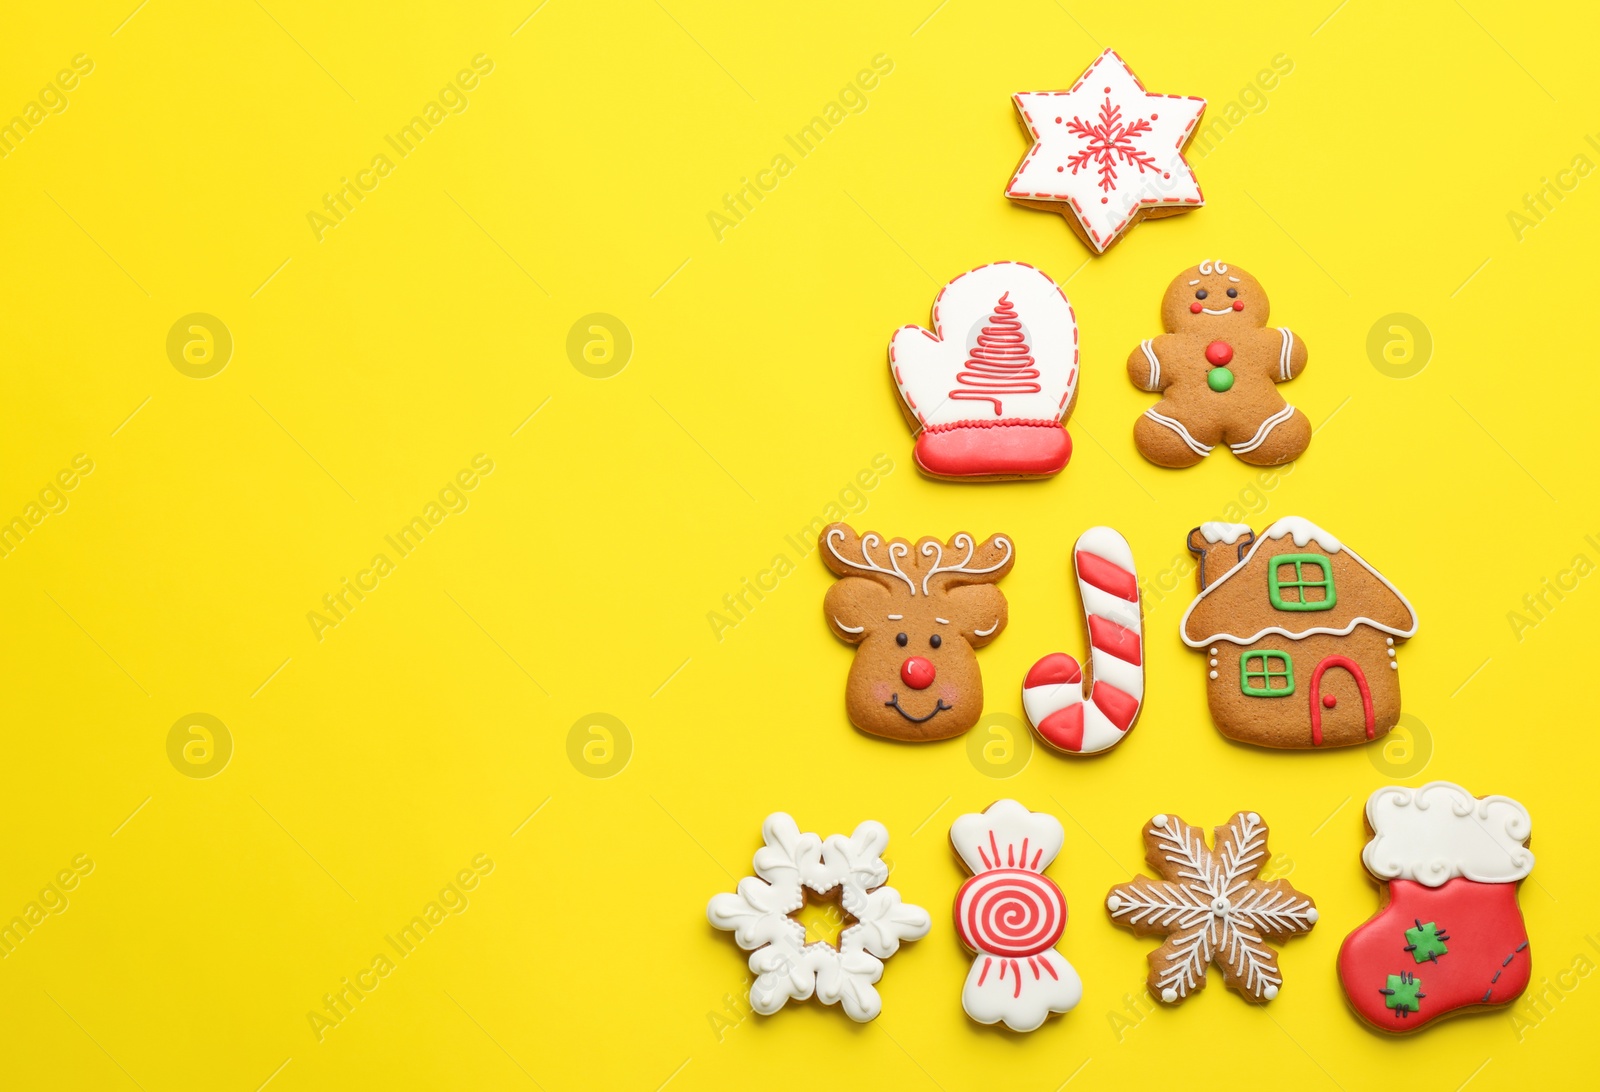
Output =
[
  {"x1": 929, "y1": 634, "x2": 942, "y2": 649},
  {"x1": 895, "y1": 632, "x2": 908, "y2": 647},
  {"x1": 1195, "y1": 288, "x2": 1208, "y2": 300},
  {"x1": 1226, "y1": 288, "x2": 1238, "y2": 298}
]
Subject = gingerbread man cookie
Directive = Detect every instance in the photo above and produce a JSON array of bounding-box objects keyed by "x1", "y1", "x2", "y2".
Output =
[{"x1": 1128, "y1": 261, "x2": 1310, "y2": 468}]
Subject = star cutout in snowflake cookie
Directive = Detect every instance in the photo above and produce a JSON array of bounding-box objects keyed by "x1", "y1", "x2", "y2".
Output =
[
  {"x1": 707, "y1": 813, "x2": 931, "y2": 1022},
  {"x1": 1007, "y1": 49, "x2": 1206, "y2": 253},
  {"x1": 1106, "y1": 811, "x2": 1317, "y2": 1004}
]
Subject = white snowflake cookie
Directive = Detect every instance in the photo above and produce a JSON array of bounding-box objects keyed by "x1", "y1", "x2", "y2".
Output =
[
  {"x1": 1006, "y1": 48, "x2": 1206, "y2": 253},
  {"x1": 1106, "y1": 810, "x2": 1317, "y2": 1004},
  {"x1": 950, "y1": 800, "x2": 1083, "y2": 1031},
  {"x1": 706, "y1": 813, "x2": 931, "y2": 1022}
]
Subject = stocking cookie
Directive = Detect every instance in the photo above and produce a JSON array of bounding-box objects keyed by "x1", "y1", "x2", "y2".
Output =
[
  {"x1": 890, "y1": 261, "x2": 1078, "y2": 481},
  {"x1": 1128, "y1": 261, "x2": 1310, "y2": 467},
  {"x1": 821, "y1": 523, "x2": 1013, "y2": 741},
  {"x1": 950, "y1": 800, "x2": 1082, "y2": 1031},
  {"x1": 1006, "y1": 48, "x2": 1206, "y2": 253},
  {"x1": 707, "y1": 812, "x2": 931, "y2": 1022},
  {"x1": 1338, "y1": 782, "x2": 1533, "y2": 1032},
  {"x1": 1022, "y1": 527, "x2": 1145, "y2": 755},
  {"x1": 1180, "y1": 517, "x2": 1419, "y2": 749},
  {"x1": 1106, "y1": 811, "x2": 1318, "y2": 1004}
]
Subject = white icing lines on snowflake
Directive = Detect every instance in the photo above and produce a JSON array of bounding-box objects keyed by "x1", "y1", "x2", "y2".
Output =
[{"x1": 1106, "y1": 811, "x2": 1318, "y2": 1004}]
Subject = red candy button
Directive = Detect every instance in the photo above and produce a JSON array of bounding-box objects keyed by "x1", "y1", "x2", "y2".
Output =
[
  {"x1": 1232, "y1": 300, "x2": 1245, "y2": 311},
  {"x1": 1323, "y1": 694, "x2": 1337, "y2": 709},
  {"x1": 1189, "y1": 302, "x2": 1203, "y2": 314},
  {"x1": 901, "y1": 656, "x2": 936, "y2": 690},
  {"x1": 1205, "y1": 340, "x2": 1234, "y2": 366}
]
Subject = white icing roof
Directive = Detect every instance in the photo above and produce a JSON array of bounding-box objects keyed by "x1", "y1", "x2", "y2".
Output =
[
  {"x1": 1362, "y1": 781, "x2": 1533, "y2": 887},
  {"x1": 1260, "y1": 515, "x2": 1341, "y2": 553},
  {"x1": 1199, "y1": 521, "x2": 1252, "y2": 544}
]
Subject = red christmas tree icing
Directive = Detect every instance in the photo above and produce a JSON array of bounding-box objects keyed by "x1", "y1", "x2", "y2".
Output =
[{"x1": 951, "y1": 293, "x2": 1043, "y2": 416}]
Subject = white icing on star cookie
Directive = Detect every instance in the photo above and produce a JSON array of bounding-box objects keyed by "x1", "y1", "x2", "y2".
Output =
[
  {"x1": 1006, "y1": 49, "x2": 1206, "y2": 253},
  {"x1": 706, "y1": 813, "x2": 931, "y2": 1022}
]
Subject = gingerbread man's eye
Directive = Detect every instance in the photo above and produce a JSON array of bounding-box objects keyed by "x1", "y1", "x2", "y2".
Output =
[
  {"x1": 896, "y1": 632, "x2": 908, "y2": 647},
  {"x1": 1226, "y1": 288, "x2": 1238, "y2": 298},
  {"x1": 930, "y1": 634, "x2": 942, "y2": 649},
  {"x1": 1195, "y1": 289, "x2": 1208, "y2": 300}
]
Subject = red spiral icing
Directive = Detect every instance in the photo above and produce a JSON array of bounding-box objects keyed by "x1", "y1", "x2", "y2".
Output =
[
  {"x1": 951, "y1": 293, "x2": 1043, "y2": 415},
  {"x1": 955, "y1": 868, "x2": 1066, "y2": 958}
]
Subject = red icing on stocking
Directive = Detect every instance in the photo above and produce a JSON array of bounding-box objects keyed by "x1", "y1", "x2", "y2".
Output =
[{"x1": 1338, "y1": 878, "x2": 1530, "y2": 1031}]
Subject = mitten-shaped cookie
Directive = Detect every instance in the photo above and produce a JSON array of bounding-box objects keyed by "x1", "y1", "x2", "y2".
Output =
[{"x1": 1128, "y1": 260, "x2": 1309, "y2": 468}]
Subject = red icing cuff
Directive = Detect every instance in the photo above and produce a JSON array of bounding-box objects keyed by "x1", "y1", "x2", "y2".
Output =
[{"x1": 915, "y1": 422, "x2": 1071, "y2": 478}]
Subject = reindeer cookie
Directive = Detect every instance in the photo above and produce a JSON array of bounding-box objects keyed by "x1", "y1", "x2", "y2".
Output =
[
  {"x1": 821, "y1": 524, "x2": 1012, "y2": 742},
  {"x1": 1128, "y1": 261, "x2": 1310, "y2": 468}
]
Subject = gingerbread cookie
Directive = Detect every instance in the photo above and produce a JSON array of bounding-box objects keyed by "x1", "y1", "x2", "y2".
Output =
[
  {"x1": 1106, "y1": 810, "x2": 1318, "y2": 1004},
  {"x1": 1006, "y1": 49, "x2": 1206, "y2": 253},
  {"x1": 1338, "y1": 782, "x2": 1533, "y2": 1032},
  {"x1": 1180, "y1": 517, "x2": 1418, "y2": 749},
  {"x1": 1022, "y1": 527, "x2": 1145, "y2": 755},
  {"x1": 950, "y1": 800, "x2": 1082, "y2": 1031},
  {"x1": 890, "y1": 261, "x2": 1078, "y2": 481},
  {"x1": 1128, "y1": 261, "x2": 1310, "y2": 467},
  {"x1": 707, "y1": 812, "x2": 931, "y2": 1022},
  {"x1": 821, "y1": 523, "x2": 1012, "y2": 741}
]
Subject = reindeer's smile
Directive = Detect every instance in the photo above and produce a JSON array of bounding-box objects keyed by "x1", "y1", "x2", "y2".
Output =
[{"x1": 885, "y1": 693, "x2": 953, "y2": 723}]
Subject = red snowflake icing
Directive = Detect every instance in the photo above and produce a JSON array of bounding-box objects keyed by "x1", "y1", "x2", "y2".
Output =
[{"x1": 1064, "y1": 98, "x2": 1158, "y2": 193}]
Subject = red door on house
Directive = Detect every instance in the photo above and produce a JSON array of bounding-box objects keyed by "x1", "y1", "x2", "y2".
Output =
[{"x1": 1308, "y1": 655, "x2": 1374, "y2": 746}]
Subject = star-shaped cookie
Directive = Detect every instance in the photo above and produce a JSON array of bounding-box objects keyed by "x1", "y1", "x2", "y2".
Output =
[{"x1": 1006, "y1": 49, "x2": 1206, "y2": 253}]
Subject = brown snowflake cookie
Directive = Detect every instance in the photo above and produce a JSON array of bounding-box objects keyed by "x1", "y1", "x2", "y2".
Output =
[
  {"x1": 1106, "y1": 810, "x2": 1317, "y2": 1004},
  {"x1": 821, "y1": 523, "x2": 1012, "y2": 742},
  {"x1": 1180, "y1": 517, "x2": 1419, "y2": 749},
  {"x1": 1127, "y1": 260, "x2": 1309, "y2": 467}
]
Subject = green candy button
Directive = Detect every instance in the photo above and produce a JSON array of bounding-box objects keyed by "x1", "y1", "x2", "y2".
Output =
[{"x1": 1207, "y1": 367, "x2": 1234, "y2": 392}]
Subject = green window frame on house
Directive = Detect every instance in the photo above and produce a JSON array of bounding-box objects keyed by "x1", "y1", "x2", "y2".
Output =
[
  {"x1": 1268, "y1": 553, "x2": 1337, "y2": 612},
  {"x1": 1240, "y1": 650, "x2": 1294, "y2": 697}
]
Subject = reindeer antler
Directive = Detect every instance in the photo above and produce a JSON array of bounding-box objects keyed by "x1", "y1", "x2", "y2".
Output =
[
  {"x1": 919, "y1": 533, "x2": 1014, "y2": 595},
  {"x1": 823, "y1": 525, "x2": 918, "y2": 595},
  {"x1": 823, "y1": 525, "x2": 1014, "y2": 598}
]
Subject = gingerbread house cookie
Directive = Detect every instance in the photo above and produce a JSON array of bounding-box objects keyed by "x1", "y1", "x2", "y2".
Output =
[{"x1": 1179, "y1": 517, "x2": 1418, "y2": 749}]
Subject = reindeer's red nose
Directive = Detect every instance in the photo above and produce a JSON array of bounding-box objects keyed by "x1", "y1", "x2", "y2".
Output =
[{"x1": 900, "y1": 656, "x2": 936, "y2": 690}]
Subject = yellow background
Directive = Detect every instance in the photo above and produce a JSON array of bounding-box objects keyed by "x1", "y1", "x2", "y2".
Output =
[{"x1": 1, "y1": 1, "x2": 1596, "y2": 1089}]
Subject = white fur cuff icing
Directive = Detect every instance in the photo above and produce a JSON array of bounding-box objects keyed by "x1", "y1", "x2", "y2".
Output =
[{"x1": 1362, "y1": 781, "x2": 1533, "y2": 887}]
